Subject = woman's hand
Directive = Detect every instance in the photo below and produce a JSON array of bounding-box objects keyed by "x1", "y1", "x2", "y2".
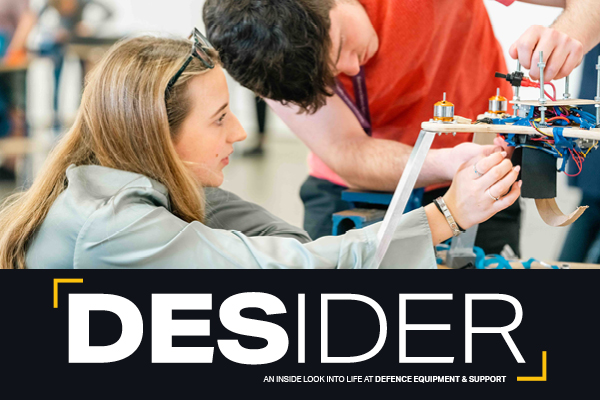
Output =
[{"x1": 442, "y1": 150, "x2": 522, "y2": 230}]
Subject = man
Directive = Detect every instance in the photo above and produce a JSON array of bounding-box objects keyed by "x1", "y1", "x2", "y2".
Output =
[{"x1": 203, "y1": 0, "x2": 600, "y2": 255}]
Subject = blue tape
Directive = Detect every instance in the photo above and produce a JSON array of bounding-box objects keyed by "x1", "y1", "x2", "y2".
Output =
[
  {"x1": 474, "y1": 246, "x2": 486, "y2": 269},
  {"x1": 522, "y1": 258, "x2": 559, "y2": 269},
  {"x1": 553, "y1": 127, "x2": 569, "y2": 171},
  {"x1": 473, "y1": 247, "x2": 558, "y2": 269},
  {"x1": 553, "y1": 127, "x2": 572, "y2": 149},
  {"x1": 484, "y1": 255, "x2": 512, "y2": 269}
]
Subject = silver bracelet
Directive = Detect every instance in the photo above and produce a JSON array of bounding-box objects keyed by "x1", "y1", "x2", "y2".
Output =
[{"x1": 433, "y1": 197, "x2": 464, "y2": 237}]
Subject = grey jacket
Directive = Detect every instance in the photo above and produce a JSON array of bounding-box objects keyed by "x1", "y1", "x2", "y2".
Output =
[{"x1": 26, "y1": 165, "x2": 436, "y2": 269}]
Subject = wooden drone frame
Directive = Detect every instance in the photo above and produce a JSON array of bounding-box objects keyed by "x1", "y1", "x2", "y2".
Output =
[{"x1": 372, "y1": 53, "x2": 600, "y2": 268}]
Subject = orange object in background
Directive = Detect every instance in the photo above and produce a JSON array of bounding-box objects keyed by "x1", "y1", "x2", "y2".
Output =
[{"x1": 3, "y1": 48, "x2": 27, "y2": 67}]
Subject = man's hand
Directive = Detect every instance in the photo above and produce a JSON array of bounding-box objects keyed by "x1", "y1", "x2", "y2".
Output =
[
  {"x1": 493, "y1": 135, "x2": 515, "y2": 158},
  {"x1": 509, "y1": 25, "x2": 584, "y2": 81}
]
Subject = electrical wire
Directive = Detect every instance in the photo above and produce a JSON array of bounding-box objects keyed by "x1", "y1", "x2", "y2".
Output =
[
  {"x1": 485, "y1": 80, "x2": 596, "y2": 176},
  {"x1": 565, "y1": 148, "x2": 583, "y2": 177},
  {"x1": 530, "y1": 120, "x2": 553, "y2": 137},
  {"x1": 521, "y1": 78, "x2": 557, "y2": 101},
  {"x1": 546, "y1": 82, "x2": 556, "y2": 100},
  {"x1": 584, "y1": 141, "x2": 598, "y2": 157},
  {"x1": 546, "y1": 116, "x2": 570, "y2": 124}
]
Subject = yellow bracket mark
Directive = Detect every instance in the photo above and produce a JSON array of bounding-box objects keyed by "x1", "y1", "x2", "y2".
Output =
[
  {"x1": 53, "y1": 279, "x2": 83, "y2": 308},
  {"x1": 517, "y1": 351, "x2": 547, "y2": 381}
]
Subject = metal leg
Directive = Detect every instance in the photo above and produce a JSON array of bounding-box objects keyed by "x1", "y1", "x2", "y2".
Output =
[
  {"x1": 563, "y1": 75, "x2": 570, "y2": 99},
  {"x1": 594, "y1": 56, "x2": 600, "y2": 127},
  {"x1": 373, "y1": 130, "x2": 437, "y2": 268},
  {"x1": 538, "y1": 50, "x2": 547, "y2": 126},
  {"x1": 446, "y1": 224, "x2": 479, "y2": 268}
]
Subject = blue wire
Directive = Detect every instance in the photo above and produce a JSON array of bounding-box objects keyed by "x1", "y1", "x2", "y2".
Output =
[
  {"x1": 496, "y1": 108, "x2": 596, "y2": 164},
  {"x1": 514, "y1": 145, "x2": 560, "y2": 157}
]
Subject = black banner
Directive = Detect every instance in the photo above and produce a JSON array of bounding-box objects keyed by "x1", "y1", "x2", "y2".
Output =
[{"x1": 0, "y1": 270, "x2": 595, "y2": 397}]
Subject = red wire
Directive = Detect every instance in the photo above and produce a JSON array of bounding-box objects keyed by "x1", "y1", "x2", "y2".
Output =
[
  {"x1": 544, "y1": 89, "x2": 556, "y2": 101},
  {"x1": 521, "y1": 78, "x2": 557, "y2": 101},
  {"x1": 546, "y1": 116, "x2": 570, "y2": 123},
  {"x1": 573, "y1": 149, "x2": 582, "y2": 169},
  {"x1": 564, "y1": 148, "x2": 583, "y2": 177},
  {"x1": 546, "y1": 82, "x2": 556, "y2": 100}
]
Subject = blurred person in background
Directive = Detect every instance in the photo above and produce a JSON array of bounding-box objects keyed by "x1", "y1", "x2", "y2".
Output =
[
  {"x1": 559, "y1": 44, "x2": 600, "y2": 264},
  {"x1": 0, "y1": 0, "x2": 36, "y2": 180},
  {"x1": 243, "y1": 96, "x2": 268, "y2": 157},
  {"x1": 35, "y1": 0, "x2": 113, "y2": 130}
]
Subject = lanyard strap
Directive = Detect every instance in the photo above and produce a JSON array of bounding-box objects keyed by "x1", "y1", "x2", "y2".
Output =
[{"x1": 333, "y1": 66, "x2": 372, "y2": 136}]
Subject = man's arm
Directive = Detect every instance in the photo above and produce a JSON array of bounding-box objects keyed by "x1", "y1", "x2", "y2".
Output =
[
  {"x1": 510, "y1": 0, "x2": 600, "y2": 80},
  {"x1": 267, "y1": 94, "x2": 493, "y2": 192},
  {"x1": 4, "y1": 11, "x2": 37, "y2": 63},
  {"x1": 517, "y1": 0, "x2": 565, "y2": 6},
  {"x1": 204, "y1": 188, "x2": 312, "y2": 243}
]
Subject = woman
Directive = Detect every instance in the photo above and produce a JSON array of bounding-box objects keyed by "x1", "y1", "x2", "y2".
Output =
[{"x1": 0, "y1": 32, "x2": 521, "y2": 269}]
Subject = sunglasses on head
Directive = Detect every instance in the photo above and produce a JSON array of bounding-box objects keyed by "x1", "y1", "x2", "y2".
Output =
[{"x1": 165, "y1": 28, "x2": 215, "y2": 95}]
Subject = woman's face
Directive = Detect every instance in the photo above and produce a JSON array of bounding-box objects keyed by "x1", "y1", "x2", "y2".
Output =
[{"x1": 174, "y1": 65, "x2": 247, "y2": 187}]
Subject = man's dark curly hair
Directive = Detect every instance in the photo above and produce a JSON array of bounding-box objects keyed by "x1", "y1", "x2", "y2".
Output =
[{"x1": 203, "y1": 0, "x2": 336, "y2": 114}]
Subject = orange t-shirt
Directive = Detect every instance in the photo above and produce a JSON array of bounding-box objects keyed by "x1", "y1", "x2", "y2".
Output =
[{"x1": 309, "y1": 0, "x2": 514, "y2": 187}]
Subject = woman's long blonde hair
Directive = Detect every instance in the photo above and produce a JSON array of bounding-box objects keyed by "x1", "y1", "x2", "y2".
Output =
[{"x1": 0, "y1": 36, "x2": 218, "y2": 269}]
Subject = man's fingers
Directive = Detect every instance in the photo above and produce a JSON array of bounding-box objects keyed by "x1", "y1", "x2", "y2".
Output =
[
  {"x1": 480, "y1": 144, "x2": 503, "y2": 158},
  {"x1": 493, "y1": 136, "x2": 506, "y2": 148},
  {"x1": 515, "y1": 27, "x2": 584, "y2": 81},
  {"x1": 509, "y1": 42, "x2": 519, "y2": 61},
  {"x1": 554, "y1": 44, "x2": 584, "y2": 80},
  {"x1": 528, "y1": 35, "x2": 555, "y2": 81},
  {"x1": 513, "y1": 25, "x2": 543, "y2": 71},
  {"x1": 544, "y1": 42, "x2": 570, "y2": 82}
]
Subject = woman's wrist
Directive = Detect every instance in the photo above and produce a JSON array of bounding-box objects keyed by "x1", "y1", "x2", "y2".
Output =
[
  {"x1": 441, "y1": 194, "x2": 471, "y2": 231},
  {"x1": 433, "y1": 197, "x2": 466, "y2": 233},
  {"x1": 424, "y1": 203, "x2": 453, "y2": 245}
]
